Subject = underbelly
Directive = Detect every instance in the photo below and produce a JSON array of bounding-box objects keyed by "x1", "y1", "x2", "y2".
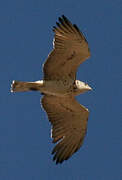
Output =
[{"x1": 41, "y1": 80, "x2": 73, "y2": 97}]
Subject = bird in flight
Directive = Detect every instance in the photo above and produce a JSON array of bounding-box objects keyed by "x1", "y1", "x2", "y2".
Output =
[{"x1": 11, "y1": 15, "x2": 92, "y2": 164}]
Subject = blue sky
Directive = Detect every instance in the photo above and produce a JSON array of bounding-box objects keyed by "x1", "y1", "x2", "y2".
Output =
[{"x1": 0, "y1": 0, "x2": 121, "y2": 179}]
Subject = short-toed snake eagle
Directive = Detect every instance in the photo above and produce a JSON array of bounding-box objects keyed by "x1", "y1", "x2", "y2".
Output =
[{"x1": 11, "y1": 15, "x2": 92, "y2": 164}]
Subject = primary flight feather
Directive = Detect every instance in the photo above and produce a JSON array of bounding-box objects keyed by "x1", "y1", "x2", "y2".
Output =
[{"x1": 11, "y1": 15, "x2": 92, "y2": 164}]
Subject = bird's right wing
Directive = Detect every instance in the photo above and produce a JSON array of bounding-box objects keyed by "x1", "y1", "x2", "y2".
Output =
[
  {"x1": 43, "y1": 15, "x2": 90, "y2": 81},
  {"x1": 41, "y1": 95, "x2": 89, "y2": 164}
]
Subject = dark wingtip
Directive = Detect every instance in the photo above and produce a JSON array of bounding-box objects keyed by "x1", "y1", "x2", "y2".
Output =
[
  {"x1": 61, "y1": 15, "x2": 72, "y2": 27},
  {"x1": 53, "y1": 26, "x2": 56, "y2": 31},
  {"x1": 58, "y1": 15, "x2": 68, "y2": 23},
  {"x1": 62, "y1": 15, "x2": 67, "y2": 19},
  {"x1": 56, "y1": 22, "x2": 60, "y2": 27},
  {"x1": 58, "y1": 17, "x2": 64, "y2": 24},
  {"x1": 73, "y1": 24, "x2": 79, "y2": 31},
  {"x1": 56, "y1": 160, "x2": 59, "y2": 164},
  {"x1": 53, "y1": 154, "x2": 57, "y2": 162},
  {"x1": 55, "y1": 157, "x2": 65, "y2": 164},
  {"x1": 55, "y1": 157, "x2": 63, "y2": 164},
  {"x1": 51, "y1": 149, "x2": 55, "y2": 155},
  {"x1": 58, "y1": 17, "x2": 62, "y2": 21}
]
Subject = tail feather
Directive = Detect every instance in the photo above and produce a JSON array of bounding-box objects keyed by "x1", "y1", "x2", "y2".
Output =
[{"x1": 11, "y1": 80, "x2": 43, "y2": 92}]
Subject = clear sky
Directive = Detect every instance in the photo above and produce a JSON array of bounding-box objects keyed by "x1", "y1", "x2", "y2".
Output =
[{"x1": 0, "y1": 0, "x2": 121, "y2": 179}]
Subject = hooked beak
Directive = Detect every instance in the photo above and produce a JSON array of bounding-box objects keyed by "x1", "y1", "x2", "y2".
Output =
[{"x1": 87, "y1": 85, "x2": 92, "y2": 91}]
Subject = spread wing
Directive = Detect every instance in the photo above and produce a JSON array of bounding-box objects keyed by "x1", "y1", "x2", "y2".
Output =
[
  {"x1": 41, "y1": 95, "x2": 89, "y2": 164},
  {"x1": 43, "y1": 15, "x2": 90, "y2": 80}
]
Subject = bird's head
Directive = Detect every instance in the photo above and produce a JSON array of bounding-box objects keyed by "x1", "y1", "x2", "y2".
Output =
[{"x1": 74, "y1": 80, "x2": 92, "y2": 95}]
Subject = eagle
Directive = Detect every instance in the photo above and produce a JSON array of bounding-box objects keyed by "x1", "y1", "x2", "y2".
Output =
[{"x1": 11, "y1": 15, "x2": 92, "y2": 164}]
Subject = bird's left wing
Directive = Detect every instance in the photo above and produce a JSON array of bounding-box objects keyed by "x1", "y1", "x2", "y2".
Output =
[
  {"x1": 41, "y1": 95, "x2": 89, "y2": 164},
  {"x1": 43, "y1": 15, "x2": 90, "y2": 81}
]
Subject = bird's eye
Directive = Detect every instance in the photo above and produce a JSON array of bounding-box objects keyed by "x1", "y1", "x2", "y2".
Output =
[{"x1": 85, "y1": 82, "x2": 88, "y2": 85}]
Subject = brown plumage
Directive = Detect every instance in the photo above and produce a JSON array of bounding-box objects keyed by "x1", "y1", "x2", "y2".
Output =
[{"x1": 11, "y1": 15, "x2": 92, "y2": 164}]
